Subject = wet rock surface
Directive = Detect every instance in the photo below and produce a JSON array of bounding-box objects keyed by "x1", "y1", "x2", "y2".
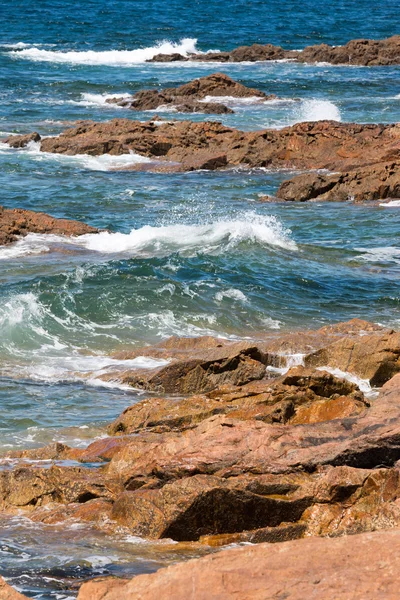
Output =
[
  {"x1": 4, "y1": 321, "x2": 400, "y2": 597},
  {"x1": 106, "y1": 73, "x2": 273, "y2": 114},
  {"x1": 0, "y1": 205, "x2": 98, "y2": 246}
]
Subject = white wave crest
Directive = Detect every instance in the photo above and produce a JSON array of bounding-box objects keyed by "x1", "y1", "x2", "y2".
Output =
[
  {"x1": 215, "y1": 288, "x2": 248, "y2": 303},
  {"x1": 9, "y1": 38, "x2": 198, "y2": 66},
  {"x1": 72, "y1": 92, "x2": 130, "y2": 107},
  {"x1": 354, "y1": 246, "x2": 400, "y2": 264},
  {"x1": 0, "y1": 213, "x2": 298, "y2": 261},
  {"x1": 296, "y1": 99, "x2": 341, "y2": 122},
  {"x1": 380, "y1": 200, "x2": 400, "y2": 207},
  {"x1": 1, "y1": 140, "x2": 152, "y2": 171},
  {"x1": 77, "y1": 212, "x2": 298, "y2": 256}
]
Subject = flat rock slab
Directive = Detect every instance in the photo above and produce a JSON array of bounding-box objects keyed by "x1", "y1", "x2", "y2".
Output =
[{"x1": 76, "y1": 528, "x2": 400, "y2": 599}]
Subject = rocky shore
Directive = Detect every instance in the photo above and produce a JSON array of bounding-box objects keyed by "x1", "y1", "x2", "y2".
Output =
[
  {"x1": 3, "y1": 319, "x2": 400, "y2": 596},
  {"x1": 148, "y1": 35, "x2": 400, "y2": 66},
  {"x1": 4, "y1": 116, "x2": 400, "y2": 202}
]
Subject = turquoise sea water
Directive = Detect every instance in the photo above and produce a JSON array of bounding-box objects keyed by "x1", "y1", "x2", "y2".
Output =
[{"x1": 0, "y1": 0, "x2": 399, "y2": 596}]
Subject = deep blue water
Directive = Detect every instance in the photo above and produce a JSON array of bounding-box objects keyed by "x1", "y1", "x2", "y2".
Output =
[{"x1": 0, "y1": 0, "x2": 399, "y2": 596}]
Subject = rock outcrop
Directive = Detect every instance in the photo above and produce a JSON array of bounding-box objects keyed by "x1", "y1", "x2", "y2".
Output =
[
  {"x1": 76, "y1": 529, "x2": 400, "y2": 599},
  {"x1": 3, "y1": 321, "x2": 400, "y2": 598},
  {"x1": 17, "y1": 120, "x2": 400, "y2": 176},
  {"x1": 0, "y1": 206, "x2": 98, "y2": 246},
  {"x1": 149, "y1": 35, "x2": 400, "y2": 66},
  {"x1": 276, "y1": 161, "x2": 400, "y2": 202},
  {"x1": 297, "y1": 35, "x2": 400, "y2": 66},
  {"x1": 106, "y1": 73, "x2": 273, "y2": 114}
]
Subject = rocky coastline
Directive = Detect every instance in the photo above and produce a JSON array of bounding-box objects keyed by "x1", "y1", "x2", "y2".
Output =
[
  {"x1": 4, "y1": 113, "x2": 400, "y2": 202},
  {"x1": 1, "y1": 31, "x2": 400, "y2": 600},
  {"x1": 3, "y1": 317, "x2": 400, "y2": 596},
  {"x1": 148, "y1": 35, "x2": 400, "y2": 66}
]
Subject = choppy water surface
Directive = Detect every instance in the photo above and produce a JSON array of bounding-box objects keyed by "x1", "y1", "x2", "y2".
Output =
[{"x1": 0, "y1": 0, "x2": 400, "y2": 596}]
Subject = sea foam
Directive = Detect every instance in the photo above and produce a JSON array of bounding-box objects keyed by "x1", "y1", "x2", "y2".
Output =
[{"x1": 9, "y1": 38, "x2": 198, "y2": 66}]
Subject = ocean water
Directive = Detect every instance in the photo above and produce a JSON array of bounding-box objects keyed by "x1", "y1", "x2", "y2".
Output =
[{"x1": 0, "y1": 0, "x2": 400, "y2": 596}]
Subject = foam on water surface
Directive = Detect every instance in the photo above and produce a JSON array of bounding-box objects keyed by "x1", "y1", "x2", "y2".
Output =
[{"x1": 8, "y1": 38, "x2": 199, "y2": 65}]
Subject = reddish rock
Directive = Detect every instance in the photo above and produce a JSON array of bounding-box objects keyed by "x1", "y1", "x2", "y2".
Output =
[
  {"x1": 276, "y1": 161, "x2": 400, "y2": 202},
  {"x1": 297, "y1": 35, "x2": 400, "y2": 66},
  {"x1": 3, "y1": 132, "x2": 41, "y2": 148},
  {"x1": 106, "y1": 73, "x2": 272, "y2": 115},
  {"x1": 0, "y1": 205, "x2": 98, "y2": 246},
  {"x1": 76, "y1": 529, "x2": 400, "y2": 599},
  {"x1": 305, "y1": 329, "x2": 400, "y2": 386},
  {"x1": 149, "y1": 36, "x2": 400, "y2": 66},
  {"x1": 38, "y1": 119, "x2": 400, "y2": 173}
]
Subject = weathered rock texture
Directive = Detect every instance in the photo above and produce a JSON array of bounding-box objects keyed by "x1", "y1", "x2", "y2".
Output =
[
  {"x1": 4, "y1": 321, "x2": 400, "y2": 599},
  {"x1": 149, "y1": 35, "x2": 400, "y2": 66},
  {"x1": 276, "y1": 161, "x2": 400, "y2": 202},
  {"x1": 19, "y1": 120, "x2": 400, "y2": 177},
  {"x1": 76, "y1": 529, "x2": 400, "y2": 599},
  {"x1": 106, "y1": 73, "x2": 273, "y2": 114},
  {"x1": 0, "y1": 206, "x2": 98, "y2": 246}
]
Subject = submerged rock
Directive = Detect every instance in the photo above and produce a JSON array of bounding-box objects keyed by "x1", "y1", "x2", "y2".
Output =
[{"x1": 0, "y1": 206, "x2": 98, "y2": 246}]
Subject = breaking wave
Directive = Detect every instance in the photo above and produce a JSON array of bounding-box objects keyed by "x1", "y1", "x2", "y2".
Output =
[
  {"x1": 8, "y1": 38, "x2": 199, "y2": 66},
  {"x1": 0, "y1": 212, "x2": 298, "y2": 261},
  {"x1": 0, "y1": 140, "x2": 152, "y2": 171},
  {"x1": 295, "y1": 99, "x2": 341, "y2": 122}
]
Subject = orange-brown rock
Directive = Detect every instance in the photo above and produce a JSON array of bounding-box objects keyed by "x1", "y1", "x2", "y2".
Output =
[
  {"x1": 4, "y1": 132, "x2": 41, "y2": 148},
  {"x1": 149, "y1": 35, "x2": 400, "y2": 67},
  {"x1": 276, "y1": 161, "x2": 400, "y2": 202},
  {"x1": 76, "y1": 529, "x2": 400, "y2": 600},
  {"x1": 103, "y1": 344, "x2": 268, "y2": 394},
  {"x1": 297, "y1": 35, "x2": 400, "y2": 66},
  {"x1": 305, "y1": 328, "x2": 400, "y2": 386},
  {"x1": 106, "y1": 73, "x2": 273, "y2": 114},
  {"x1": 110, "y1": 473, "x2": 313, "y2": 540},
  {"x1": 0, "y1": 205, "x2": 98, "y2": 246},
  {"x1": 37, "y1": 119, "x2": 400, "y2": 173},
  {"x1": 107, "y1": 366, "x2": 367, "y2": 434},
  {"x1": 0, "y1": 577, "x2": 29, "y2": 600}
]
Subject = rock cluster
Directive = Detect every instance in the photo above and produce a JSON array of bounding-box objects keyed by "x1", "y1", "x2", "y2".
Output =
[
  {"x1": 5, "y1": 120, "x2": 400, "y2": 180},
  {"x1": 149, "y1": 35, "x2": 400, "y2": 66},
  {"x1": 0, "y1": 205, "x2": 98, "y2": 246},
  {"x1": 3, "y1": 320, "x2": 400, "y2": 596},
  {"x1": 106, "y1": 72, "x2": 273, "y2": 114}
]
